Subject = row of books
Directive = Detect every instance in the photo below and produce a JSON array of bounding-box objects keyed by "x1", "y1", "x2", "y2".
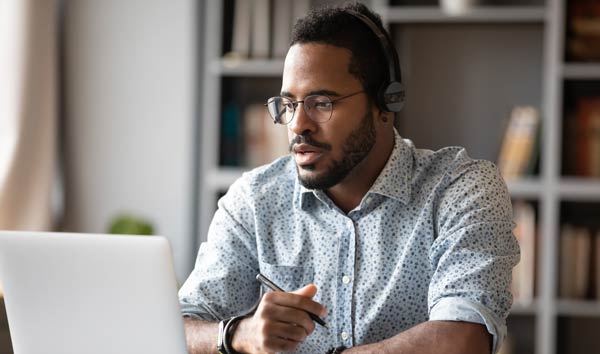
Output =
[
  {"x1": 497, "y1": 106, "x2": 540, "y2": 181},
  {"x1": 563, "y1": 96, "x2": 600, "y2": 177},
  {"x1": 226, "y1": 0, "x2": 310, "y2": 60},
  {"x1": 566, "y1": 0, "x2": 600, "y2": 62},
  {"x1": 497, "y1": 97, "x2": 600, "y2": 180},
  {"x1": 559, "y1": 224, "x2": 600, "y2": 299},
  {"x1": 220, "y1": 102, "x2": 289, "y2": 167},
  {"x1": 511, "y1": 201, "x2": 536, "y2": 306},
  {"x1": 511, "y1": 202, "x2": 600, "y2": 305}
]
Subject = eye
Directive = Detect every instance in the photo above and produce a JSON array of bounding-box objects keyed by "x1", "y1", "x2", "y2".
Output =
[
  {"x1": 314, "y1": 100, "x2": 332, "y2": 111},
  {"x1": 283, "y1": 101, "x2": 295, "y2": 112},
  {"x1": 307, "y1": 96, "x2": 332, "y2": 111}
]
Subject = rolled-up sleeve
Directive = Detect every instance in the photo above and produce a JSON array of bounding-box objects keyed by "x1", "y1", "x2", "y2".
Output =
[{"x1": 428, "y1": 159, "x2": 520, "y2": 353}]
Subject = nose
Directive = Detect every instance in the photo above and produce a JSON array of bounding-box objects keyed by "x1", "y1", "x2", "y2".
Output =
[{"x1": 288, "y1": 102, "x2": 318, "y2": 136}]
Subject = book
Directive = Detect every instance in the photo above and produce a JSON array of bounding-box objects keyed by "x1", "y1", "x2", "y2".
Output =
[
  {"x1": 565, "y1": 97, "x2": 600, "y2": 177},
  {"x1": 511, "y1": 201, "x2": 536, "y2": 305},
  {"x1": 272, "y1": 0, "x2": 293, "y2": 58},
  {"x1": 577, "y1": 98, "x2": 600, "y2": 177},
  {"x1": 566, "y1": 1, "x2": 600, "y2": 61},
  {"x1": 560, "y1": 224, "x2": 592, "y2": 299},
  {"x1": 221, "y1": 103, "x2": 242, "y2": 166},
  {"x1": 595, "y1": 230, "x2": 600, "y2": 300},
  {"x1": 573, "y1": 227, "x2": 592, "y2": 298},
  {"x1": 251, "y1": 0, "x2": 271, "y2": 59},
  {"x1": 497, "y1": 106, "x2": 540, "y2": 181},
  {"x1": 560, "y1": 224, "x2": 577, "y2": 298},
  {"x1": 230, "y1": 0, "x2": 252, "y2": 59},
  {"x1": 242, "y1": 103, "x2": 289, "y2": 167}
]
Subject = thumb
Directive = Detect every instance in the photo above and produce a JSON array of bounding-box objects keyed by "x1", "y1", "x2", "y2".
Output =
[{"x1": 291, "y1": 284, "x2": 318, "y2": 298}]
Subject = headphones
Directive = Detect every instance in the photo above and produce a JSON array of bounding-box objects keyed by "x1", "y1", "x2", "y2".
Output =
[{"x1": 345, "y1": 10, "x2": 406, "y2": 113}]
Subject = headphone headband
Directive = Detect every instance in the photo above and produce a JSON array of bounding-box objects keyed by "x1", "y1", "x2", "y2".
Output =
[
  {"x1": 345, "y1": 11, "x2": 398, "y2": 83},
  {"x1": 345, "y1": 10, "x2": 405, "y2": 113}
]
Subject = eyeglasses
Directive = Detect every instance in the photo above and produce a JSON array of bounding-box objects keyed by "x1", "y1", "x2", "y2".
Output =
[{"x1": 264, "y1": 90, "x2": 365, "y2": 125}]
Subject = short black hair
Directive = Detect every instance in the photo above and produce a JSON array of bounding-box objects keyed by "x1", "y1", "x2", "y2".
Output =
[{"x1": 291, "y1": 2, "x2": 398, "y2": 111}]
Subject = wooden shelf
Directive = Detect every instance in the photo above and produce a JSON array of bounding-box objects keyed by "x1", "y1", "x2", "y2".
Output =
[
  {"x1": 507, "y1": 178, "x2": 543, "y2": 199},
  {"x1": 511, "y1": 300, "x2": 539, "y2": 316},
  {"x1": 210, "y1": 59, "x2": 284, "y2": 77},
  {"x1": 558, "y1": 178, "x2": 600, "y2": 201},
  {"x1": 382, "y1": 6, "x2": 546, "y2": 24},
  {"x1": 562, "y1": 63, "x2": 600, "y2": 80},
  {"x1": 557, "y1": 299, "x2": 600, "y2": 317}
]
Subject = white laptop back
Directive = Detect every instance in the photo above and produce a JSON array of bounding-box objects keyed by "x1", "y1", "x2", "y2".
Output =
[{"x1": 0, "y1": 231, "x2": 188, "y2": 354}]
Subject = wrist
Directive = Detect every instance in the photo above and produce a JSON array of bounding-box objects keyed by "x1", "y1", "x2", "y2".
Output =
[
  {"x1": 218, "y1": 316, "x2": 245, "y2": 354},
  {"x1": 230, "y1": 317, "x2": 251, "y2": 354}
]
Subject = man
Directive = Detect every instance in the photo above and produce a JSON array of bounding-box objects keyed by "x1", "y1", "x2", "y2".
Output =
[{"x1": 179, "y1": 2, "x2": 519, "y2": 354}]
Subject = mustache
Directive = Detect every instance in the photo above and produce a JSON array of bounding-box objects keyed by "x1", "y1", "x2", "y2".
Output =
[{"x1": 289, "y1": 135, "x2": 332, "y2": 152}]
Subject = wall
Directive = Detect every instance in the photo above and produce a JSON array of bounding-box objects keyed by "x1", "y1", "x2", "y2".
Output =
[{"x1": 62, "y1": 0, "x2": 198, "y2": 281}]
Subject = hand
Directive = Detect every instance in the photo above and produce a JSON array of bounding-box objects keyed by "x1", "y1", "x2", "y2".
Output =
[{"x1": 231, "y1": 284, "x2": 327, "y2": 354}]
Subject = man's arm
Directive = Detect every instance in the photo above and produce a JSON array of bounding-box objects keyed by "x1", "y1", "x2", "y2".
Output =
[
  {"x1": 184, "y1": 318, "x2": 490, "y2": 354},
  {"x1": 183, "y1": 318, "x2": 219, "y2": 354},
  {"x1": 345, "y1": 321, "x2": 491, "y2": 354},
  {"x1": 184, "y1": 284, "x2": 326, "y2": 354}
]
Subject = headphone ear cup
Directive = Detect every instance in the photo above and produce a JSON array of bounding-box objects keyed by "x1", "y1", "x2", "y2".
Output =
[{"x1": 379, "y1": 81, "x2": 405, "y2": 113}]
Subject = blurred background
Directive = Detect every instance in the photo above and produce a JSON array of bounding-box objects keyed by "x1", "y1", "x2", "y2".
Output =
[{"x1": 1, "y1": 0, "x2": 600, "y2": 353}]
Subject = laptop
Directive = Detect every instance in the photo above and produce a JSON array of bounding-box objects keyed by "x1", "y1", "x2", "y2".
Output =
[{"x1": 0, "y1": 231, "x2": 188, "y2": 354}]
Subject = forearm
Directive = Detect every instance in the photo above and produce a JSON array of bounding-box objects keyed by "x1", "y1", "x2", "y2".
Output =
[
  {"x1": 345, "y1": 321, "x2": 491, "y2": 354},
  {"x1": 183, "y1": 317, "x2": 219, "y2": 354}
]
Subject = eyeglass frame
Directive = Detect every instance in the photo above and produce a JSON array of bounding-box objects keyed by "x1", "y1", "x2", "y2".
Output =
[{"x1": 264, "y1": 90, "x2": 365, "y2": 125}]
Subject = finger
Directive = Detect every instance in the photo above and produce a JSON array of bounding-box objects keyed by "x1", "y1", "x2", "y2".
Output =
[
  {"x1": 263, "y1": 290, "x2": 327, "y2": 319},
  {"x1": 262, "y1": 335, "x2": 301, "y2": 353},
  {"x1": 262, "y1": 321, "x2": 310, "y2": 343},
  {"x1": 259, "y1": 299, "x2": 316, "y2": 335},
  {"x1": 291, "y1": 284, "x2": 318, "y2": 298}
]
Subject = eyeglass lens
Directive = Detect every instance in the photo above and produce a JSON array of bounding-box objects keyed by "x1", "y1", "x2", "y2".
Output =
[{"x1": 267, "y1": 96, "x2": 333, "y2": 124}]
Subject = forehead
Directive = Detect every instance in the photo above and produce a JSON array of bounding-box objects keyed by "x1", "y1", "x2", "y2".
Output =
[{"x1": 281, "y1": 43, "x2": 361, "y2": 97}]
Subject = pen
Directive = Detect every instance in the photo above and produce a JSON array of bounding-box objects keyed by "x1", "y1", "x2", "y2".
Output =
[{"x1": 256, "y1": 273, "x2": 328, "y2": 329}]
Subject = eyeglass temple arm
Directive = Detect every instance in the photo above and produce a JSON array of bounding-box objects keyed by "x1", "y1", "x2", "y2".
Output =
[{"x1": 264, "y1": 102, "x2": 287, "y2": 124}]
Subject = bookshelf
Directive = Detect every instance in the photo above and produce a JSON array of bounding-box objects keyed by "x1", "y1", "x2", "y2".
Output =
[{"x1": 197, "y1": 1, "x2": 600, "y2": 353}]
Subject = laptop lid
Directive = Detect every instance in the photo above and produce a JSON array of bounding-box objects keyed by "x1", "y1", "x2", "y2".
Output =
[{"x1": 0, "y1": 231, "x2": 188, "y2": 354}]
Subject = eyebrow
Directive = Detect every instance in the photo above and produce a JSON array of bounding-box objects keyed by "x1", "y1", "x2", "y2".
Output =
[{"x1": 280, "y1": 89, "x2": 341, "y2": 99}]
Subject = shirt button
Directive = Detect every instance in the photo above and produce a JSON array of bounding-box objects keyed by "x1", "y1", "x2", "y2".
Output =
[
  {"x1": 341, "y1": 331, "x2": 349, "y2": 340},
  {"x1": 347, "y1": 220, "x2": 353, "y2": 228},
  {"x1": 342, "y1": 275, "x2": 351, "y2": 284}
]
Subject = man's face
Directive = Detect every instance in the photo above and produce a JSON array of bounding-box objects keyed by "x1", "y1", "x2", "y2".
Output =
[{"x1": 282, "y1": 43, "x2": 378, "y2": 189}]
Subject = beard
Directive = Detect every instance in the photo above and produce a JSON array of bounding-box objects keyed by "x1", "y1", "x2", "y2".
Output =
[{"x1": 295, "y1": 109, "x2": 376, "y2": 190}]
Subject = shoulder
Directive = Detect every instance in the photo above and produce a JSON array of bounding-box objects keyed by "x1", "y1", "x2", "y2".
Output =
[
  {"x1": 410, "y1": 143, "x2": 503, "y2": 191},
  {"x1": 409, "y1": 142, "x2": 510, "y2": 213}
]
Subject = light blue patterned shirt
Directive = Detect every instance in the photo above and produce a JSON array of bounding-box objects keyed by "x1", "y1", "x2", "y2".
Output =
[{"x1": 179, "y1": 131, "x2": 519, "y2": 353}]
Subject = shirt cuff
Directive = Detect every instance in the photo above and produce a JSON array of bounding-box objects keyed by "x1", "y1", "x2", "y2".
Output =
[
  {"x1": 179, "y1": 301, "x2": 222, "y2": 322},
  {"x1": 429, "y1": 297, "x2": 506, "y2": 354}
]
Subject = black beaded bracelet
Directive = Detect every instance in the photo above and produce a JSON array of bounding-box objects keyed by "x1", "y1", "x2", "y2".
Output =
[
  {"x1": 326, "y1": 346, "x2": 347, "y2": 354},
  {"x1": 217, "y1": 315, "x2": 245, "y2": 354}
]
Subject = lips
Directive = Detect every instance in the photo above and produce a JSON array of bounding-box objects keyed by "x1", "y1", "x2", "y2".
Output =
[{"x1": 293, "y1": 143, "x2": 324, "y2": 165}]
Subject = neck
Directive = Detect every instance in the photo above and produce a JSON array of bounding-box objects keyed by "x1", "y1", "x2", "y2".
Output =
[{"x1": 326, "y1": 129, "x2": 395, "y2": 214}]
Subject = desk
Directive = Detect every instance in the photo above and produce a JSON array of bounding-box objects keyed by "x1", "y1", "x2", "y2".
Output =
[{"x1": 0, "y1": 297, "x2": 13, "y2": 354}]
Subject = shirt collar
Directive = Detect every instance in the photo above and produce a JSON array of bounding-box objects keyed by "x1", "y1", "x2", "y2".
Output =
[
  {"x1": 368, "y1": 130, "x2": 412, "y2": 204},
  {"x1": 296, "y1": 129, "x2": 413, "y2": 209}
]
